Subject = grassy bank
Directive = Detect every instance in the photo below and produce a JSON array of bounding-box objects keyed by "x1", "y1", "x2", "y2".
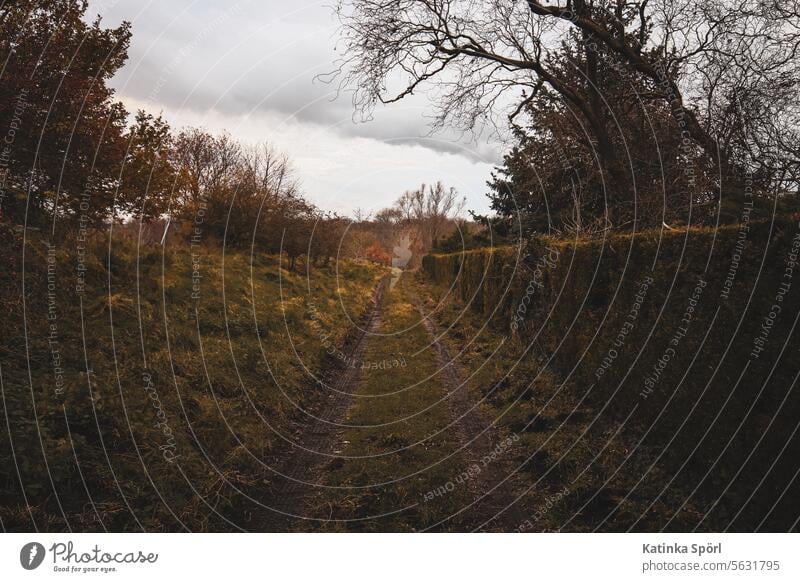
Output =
[{"x1": 0, "y1": 224, "x2": 386, "y2": 531}]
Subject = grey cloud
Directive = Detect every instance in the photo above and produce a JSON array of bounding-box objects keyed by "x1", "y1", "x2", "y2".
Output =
[{"x1": 90, "y1": 0, "x2": 500, "y2": 163}]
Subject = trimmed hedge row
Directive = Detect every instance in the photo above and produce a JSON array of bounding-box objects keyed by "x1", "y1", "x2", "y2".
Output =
[{"x1": 423, "y1": 218, "x2": 800, "y2": 530}]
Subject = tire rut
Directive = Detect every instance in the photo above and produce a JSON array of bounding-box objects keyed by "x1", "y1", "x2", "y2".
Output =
[
  {"x1": 417, "y1": 300, "x2": 524, "y2": 531},
  {"x1": 259, "y1": 278, "x2": 387, "y2": 530}
]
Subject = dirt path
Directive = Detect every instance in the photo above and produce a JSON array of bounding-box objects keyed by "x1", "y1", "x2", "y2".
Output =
[
  {"x1": 252, "y1": 273, "x2": 707, "y2": 532},
  {"x1": 417, "y1": 300, "x2": 525, "y2": 531},
  {"x1": 258, "y1": 274, "x2": 523, "y2": 531},
  {"x1": 259, "y1": 279, "x2": 387, "y2": 530}
]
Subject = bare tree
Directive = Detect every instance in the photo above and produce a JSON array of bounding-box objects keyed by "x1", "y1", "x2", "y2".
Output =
[
  {"x1": 375, "y1": 206, "x2": 403, "y2": 225},
  {"x1": 421, "y1": 181, "x2": 466, "y2": 245},
  {"x1": 242, "y1": 142, "x2": 297, "y2": 200},
  {"x1": 373, "y1": 206, "x2": 403, "y2": 248},
  {"x1": 352, "y1": 207, "x2": 372, "y2": 222},
  {"x1": 395, "y1": 190, "x2": 417, "y2": 223},
  {"x1": 392, "y1": 181, "x2": 466, "y2": 248},
  {"x1": 333, "y1": 0, "x2": 800, "y2": 211}
]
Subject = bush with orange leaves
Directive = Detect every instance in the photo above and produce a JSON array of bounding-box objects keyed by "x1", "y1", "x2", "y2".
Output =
[{"x1": 365, "y1": 241, "x2": 392, "y2": 266}]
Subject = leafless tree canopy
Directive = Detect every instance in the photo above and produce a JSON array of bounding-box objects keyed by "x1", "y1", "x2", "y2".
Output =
[
  {"x1": 334, "y1": 1, "x2": 800, "y2": 197},
  {"x1": 395, "y1": 181, "x2": 466, "y2": 246}
]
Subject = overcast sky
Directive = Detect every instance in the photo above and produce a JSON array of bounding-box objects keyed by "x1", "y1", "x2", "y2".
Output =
[{"x1": 87, "y1": 0, "x2": 501, "y2": 217}]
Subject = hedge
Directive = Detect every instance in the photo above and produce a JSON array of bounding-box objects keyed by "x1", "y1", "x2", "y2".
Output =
[{"x1": 423, "y1": 218, "x2": 800, "y2": 530}]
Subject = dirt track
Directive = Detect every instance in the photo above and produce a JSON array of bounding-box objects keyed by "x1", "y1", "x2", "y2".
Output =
[{"x1": 256, "y1": 275, "x2": 528, "y2": 531}]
